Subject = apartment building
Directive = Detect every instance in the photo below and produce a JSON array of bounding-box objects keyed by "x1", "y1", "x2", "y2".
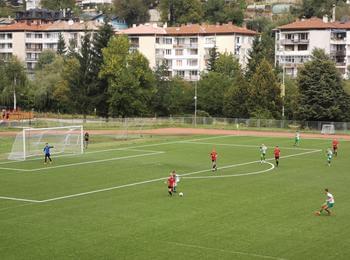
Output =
[
  {"x1": 275, "y1": 17, "x2": 350, "y2": 78},
  {"x1": 119, "y1": 23, "x2": 257, "y2": 81},
  {"x1": 0, "y1": 20, "x2": 98, "y2": 71}
]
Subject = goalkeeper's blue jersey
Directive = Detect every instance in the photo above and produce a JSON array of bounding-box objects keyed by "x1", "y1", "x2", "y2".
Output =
[{"x1": 43, "y1": 146, "x2": 52, "y2": 155}]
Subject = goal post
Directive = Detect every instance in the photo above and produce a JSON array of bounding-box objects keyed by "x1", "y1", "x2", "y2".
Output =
[
  {"x1": 8, "y1": 125, "x2": 84, "y2": 161},
  {"x1": 321, "y1": 124, "x2": 335, "y2": 135}
]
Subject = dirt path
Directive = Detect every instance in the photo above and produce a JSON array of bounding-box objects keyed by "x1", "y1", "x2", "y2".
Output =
[{"x1": 1, "y1": 127, "x2": 349, "y2": 140}]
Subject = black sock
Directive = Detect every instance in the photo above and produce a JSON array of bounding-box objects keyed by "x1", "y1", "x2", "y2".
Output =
[{"x1": 168, "y1": 191, "x2": 172, "y2": 196}]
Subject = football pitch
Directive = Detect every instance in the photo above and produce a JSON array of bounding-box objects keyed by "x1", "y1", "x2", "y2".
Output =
[{"x1": 0, "y1": 133, "x2": 350, "y2": 259}]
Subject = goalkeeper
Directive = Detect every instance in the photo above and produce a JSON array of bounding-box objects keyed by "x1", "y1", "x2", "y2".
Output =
[{"x1": 43, "y1": 143, "x2": 54, "y2": 164}]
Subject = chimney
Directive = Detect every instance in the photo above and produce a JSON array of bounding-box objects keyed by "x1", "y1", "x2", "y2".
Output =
[
  {"x1": 332, "y1": 4, "x2": 336, "y2": 22},
  {"x1": 163, "y1": 22, "x2": 167, "y2": 28},
  {"x1": 323, "y1": 15, "x2": 328, "y2": 23},
  {"x1": 133, "y1": 24, "x2": 137, "y2": 28}
]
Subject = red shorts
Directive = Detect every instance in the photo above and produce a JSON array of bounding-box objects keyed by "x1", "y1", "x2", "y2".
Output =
[{"x1": 275, "y1": 155, "x2": 280, "y2": 159}]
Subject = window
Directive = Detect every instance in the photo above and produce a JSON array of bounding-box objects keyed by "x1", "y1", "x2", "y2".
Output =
[
  {"x1": 190, "y1": 38, "x2": 198, "y2": 44},
  {"x1": 236, "y1": 37, "x2": 240, "y2": 44},
  {"x1": 7, "y1": 43, "x2": 12, "y2": 49},
  {"x1": 165, "y1": 49, "x2": 171, "y2": 55},
  {"x1": 286, "y1": 34, "x2": 292, "y2": 40},
  {"x1": 176, "y1": 60, "x2": 182, "y2": 66},
  {"x1": 163, "y1": 38, "x2": 172, "y2": 44},
  {"x1": 285, "y1": 45, "x2": 294, "y2": 51},
  {"x1": 35, "y1": 34, "x2": 43, "y2": 39},
  {"x1": 7, "y1": 33, "x2": 12, "y2": 39},
  {"x1": 0, "y1": 34, "x2": 5, "y2": 39},
  {"x1": 190, "y1": 70, "x2": 198, "y2": 76},
  {"x1": 187, "y1": 59, "x2": 198, "y2": 66},
  {"x1": 175, "y1": 49, "x2": 183, "y2": 56},
  {"x1": 156, "y1": 37, "x2": 160, "y2": 44},
  {"x1": 176, "y1": 70, "x2": 185, "y2": 77},
  {"x1": 175, "y1": 38, "x2": 185, "y2": 45},
  {"x1": 298, "y1": 45, "x2": 308, "y2": 51},
  {"x1": 189, "y1": 49, "x2": 198, "y2": 55},
  {"x1": 205, "y1": 37, "x2": 215, "y2": 44},
  {"x1": 0, "y1": 44, "x2": 5, "y2": 49},
  {"x1": 26, "y1": 33, "x2": 32, "y2": 38},
  {"x1": 300, "y1": 33, "x2": 308, "y2": 40}
]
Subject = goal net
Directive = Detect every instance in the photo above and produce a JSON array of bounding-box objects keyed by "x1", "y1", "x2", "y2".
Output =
[
  {"x1": 8, "y1": 126, "x2": 84, "y2": 161},
  {"x1": 321, "y1": 124, "x2": 335, "y2": 135}
]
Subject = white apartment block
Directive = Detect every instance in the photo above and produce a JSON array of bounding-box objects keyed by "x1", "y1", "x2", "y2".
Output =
[
  {"x1": 0, "y1": 20, "x2": 99, "y2": 71},
  {"x1": 119, "y1": 23, "x2": 257, "y2": 81},
  {"x1": 26, "y1": 0, "x2": 41, "y2": 10},
  {"x1": 275, "y1": 17, "x2": 350, "y2": 78}
]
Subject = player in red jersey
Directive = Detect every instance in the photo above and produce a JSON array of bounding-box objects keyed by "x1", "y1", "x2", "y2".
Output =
[
  {"x1": 210, "y1": 148, "x2": 218, "y2": 172},
  {"x1": 274, "y1": 146, "x2": 281, "y2": 167},
  {"x1": 167, "y1": 173, "x2": 175, "y2": 196},
  {"x1": 332, "y1": 139, "x2": 339, "y2": 157}
]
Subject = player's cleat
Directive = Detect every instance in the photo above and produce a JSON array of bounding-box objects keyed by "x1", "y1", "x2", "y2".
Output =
[{"x1": 314, "y1": 211, "x2": 321, "y2": 216}]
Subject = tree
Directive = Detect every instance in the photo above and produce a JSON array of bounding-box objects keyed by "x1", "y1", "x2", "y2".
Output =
[
  {"x1": 90, "y1": 22, "x2": 114, "y2": 118},
  {"x1": 214, "y1": 52, "x2": 241, "y2": 79},
  {"x1": 223, "y1": 67, "x2": 250, "y2": 118},
  {"x1": 222, "y1": 2, "x2": 244, "y2": 26},
  {"x1": 36, "y1": 50, "x2": 56, "y2": 71},
  {"x1": 245, "y1": 36, "x2": 266, "y2": 80},
  {"x1": 100, "y1": 36, "x2": 156, "y2": 117},
  {"x1": 297, "y1": 48, "x2": 350, "y2": 121},
  {"x1": 57, "y1": 32, "x2": 66, "y2": 56},
  {"x1": 203, "y1": 0, "x2": 226, "y2": 24},
  {"x1": 30, "y1": 56, "x2": 71, "y2": 112},
  {"x1": 159, "y1": 0, "x2": 203, "y2": 25},
  {"x1": 197, "y1": 72, "x2": 231, "y2": 116},
  {"x1": 113, "y1": 0, "x2": 150, "y2": 25},
  {"x1": 40, "y1": 0, "x2": 76, "y2": 10},
  {"x1": 67, "y1": 32, "x2": 95, "y2": 117},
  {"x1": 0, "y1": 57, "x2": 28, "y2": 109},
  {"x1": 206, "y1": 46, "x2": 218, "y2": 72},
  {"x1": 152, "y1": 64, "x2": 172, "y2": 116},
  {"x1": 248, "y1": 59, "x2": 282, "y2": 119},
  {"x1": 292, "y1": 0, "x2": 346, "y2": 19}
]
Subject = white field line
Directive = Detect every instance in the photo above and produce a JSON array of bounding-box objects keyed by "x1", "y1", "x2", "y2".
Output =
[
  {"x1": 0, "y1": 196, "x2": 40, "y2": 203},
  {"x1": 0, "y1": 149, "x2": 321, "y2": 204},
  {"x1": 0, "y1": 151, "x2": 165, "y2": 173},
  {"x1": 183, "y1": 162, "x2": 275, "y2": 179},
  {"x1": 165, "y1": 241, "x2": 287, "y2": 260},
  {"x1": 0, "y1": 135, "x2": 235, "y2": 166},
  {"x1": 181, "y1": 141, "x2": 319, "y2": 151}
]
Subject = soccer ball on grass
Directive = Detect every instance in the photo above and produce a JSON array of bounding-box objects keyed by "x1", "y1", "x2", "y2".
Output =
[{"x1": 179, "y1": 192, "x2": 184, "y2": 197}]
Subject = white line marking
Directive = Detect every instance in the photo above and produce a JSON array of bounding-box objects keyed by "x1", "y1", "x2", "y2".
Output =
[
  {"x1": 183, "y1": 162, "x2": 275, "y2": 179},
  {"x1": 165, "y1": 241, "x2": 287, "y2": 260},
  {"x1": 0, "y1": 196, "x2": 40, "y2": 203},
  {"x1": 9, "y1": 151, "x2": 165, "y2": 173},
  {"x1": 0, "y1": 149, "x2": 320, "y2": 204},
  {"x1": 181, "y1": 141, "x2": 318, "y2": 151}
]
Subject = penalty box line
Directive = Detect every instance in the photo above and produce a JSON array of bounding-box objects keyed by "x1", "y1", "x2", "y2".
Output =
[
  {"x1": 0, "y1": 149, "x2": 321, "y2": 204},
  {"x1": 0, "y1": 151, "x2": 165, "y2": 173}
]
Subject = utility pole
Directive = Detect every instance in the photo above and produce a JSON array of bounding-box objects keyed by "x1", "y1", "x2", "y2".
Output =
[
  {"x1": 194, "y1": 80, "x2": 197, "y2": 127},
  {"x1": 13, "y1": 77, "x2": 17, "y2": 111}
]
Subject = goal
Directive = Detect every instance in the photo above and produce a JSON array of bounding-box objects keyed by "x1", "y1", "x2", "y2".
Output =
[
  {"x1": 321, "y1": 124, "x2": 335, "y2": 135},
  {"x1": 8, "y1": 126, "x2": 84, "y2": 161}
]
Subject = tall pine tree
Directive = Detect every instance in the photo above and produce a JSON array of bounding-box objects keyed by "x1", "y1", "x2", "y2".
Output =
[{"x1": 57, "y1": 32, "x2": 66, "y2": 56}]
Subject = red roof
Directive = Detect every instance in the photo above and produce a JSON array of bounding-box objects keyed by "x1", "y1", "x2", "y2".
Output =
[
  {"x1": 276, "y1": 17, "x2": 350, "y2": 30},
  {"x1": 118, "y1": 23, "x2": 257, "y2": 36}
]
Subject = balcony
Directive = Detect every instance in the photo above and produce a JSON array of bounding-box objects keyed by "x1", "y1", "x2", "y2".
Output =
[
  {"x1": 25, "y1": 48, "x2": 43, "y2": 52},
  {"x1": 281, "y1": 39, "x2": 309, "y2": 45},
  {"x1": 330, "y1": 50, "x2": 346, "y2": 57}
]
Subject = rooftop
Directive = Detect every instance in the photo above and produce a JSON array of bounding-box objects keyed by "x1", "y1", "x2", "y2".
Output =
[
  {"x1": 119, "y1": 22, "x2": 257, "y2": 36},
  {"x1": 277, "y1": 17, "x2": 350, "y2": 30}
]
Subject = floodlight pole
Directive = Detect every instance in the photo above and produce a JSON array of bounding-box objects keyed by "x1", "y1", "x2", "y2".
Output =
[
  {"x1": 282, "y1": 64, "x2": 285, "y2": 118},
  {"x1": 194, "y1": 80, "x2": 197, "y2": 127},
  {"x1": 13, "y1": 77, "x2": 17, "y2": 111}
]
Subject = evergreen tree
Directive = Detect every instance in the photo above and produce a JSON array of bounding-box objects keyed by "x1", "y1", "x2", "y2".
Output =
[
  {"x1": 36, "y1": 50, "x2": 56, "y2": 70},
  {"x1": 245, "y1": 36, "x2": 266, "y2": 80},
  {"x1": 297, "y1": 48, "x2": 350, "y2": 121},
  {"x1": 248, "y1": 58, "x2": 282, "y2": 119},
  {"x1": 214, "y1": 52, "x2": 241, "y2": 79},
  {"x1": 207, "y1": 46, "x2": 218, "y2": 72},
  {"x1": 57, "y1": 32, "x2": 66, "y2": 56},
  {"x1": 113, "y1": 0, "x2": 150, "y2": 25},
  {"x1": 91, "y1": 22, "x2": 114, "y2": 118},
  {"x1": 159, "y1": 0, "x2": 203, "y2": 26}
]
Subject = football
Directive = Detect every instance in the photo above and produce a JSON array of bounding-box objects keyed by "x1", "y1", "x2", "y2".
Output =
[{"x1": 179, "y1": 192, "x2": 184, "y2": 197}]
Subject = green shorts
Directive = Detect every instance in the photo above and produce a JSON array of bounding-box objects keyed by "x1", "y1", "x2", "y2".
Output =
[{"x1": 327, "y1": 202, "x2": 334, "y2": 208}]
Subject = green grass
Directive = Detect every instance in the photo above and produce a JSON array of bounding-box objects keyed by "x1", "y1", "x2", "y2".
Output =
[{"x1": 0, "y1": 134, "x2": 350, "y2": 259}]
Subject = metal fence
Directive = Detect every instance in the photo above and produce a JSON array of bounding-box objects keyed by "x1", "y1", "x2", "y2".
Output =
[{"x1": 1, "y1": 116, "x2": 350, "y2": 134}]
